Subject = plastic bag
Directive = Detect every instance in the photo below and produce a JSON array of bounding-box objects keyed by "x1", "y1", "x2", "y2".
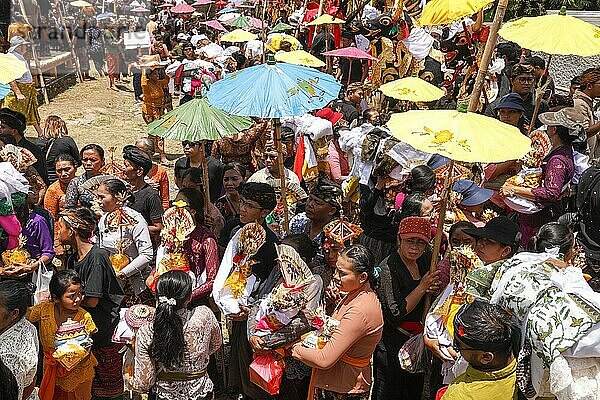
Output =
[
  {"x1": 249, "y1": 353, "x2": 283, "y2": 395},
  {"x1": 398, "y1": 333, "x2": 430, "y2": 374},
  {"x1": 33, "y1": 262, "x2": 53, "y2": 305}
]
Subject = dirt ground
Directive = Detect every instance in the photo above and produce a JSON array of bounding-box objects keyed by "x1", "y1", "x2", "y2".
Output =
[{"x1": 35, "y1": 76, "x2": 182, "y2": 162}]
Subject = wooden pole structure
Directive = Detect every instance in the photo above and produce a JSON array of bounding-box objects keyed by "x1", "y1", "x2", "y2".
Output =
[
  {"x1": 261, "y1": 0, "x2": 267, "y2": 63},
  {"x1": 56, "y1": 0, "x2": 84, "y2": 82},
  {"x1": 198, "y1": 144, "x2": 212, "y2": 219},
  {"x1": 17, "y1": 0, "x2": 49, "y2": 104},
  {"x1": 274, "y1": 118, "x2": 290, "y2": 234},
  {"x1": 528, "y1": 54, "x2": 553, "y2": 134},
  {"x1": 467, "y1": 0, "x2": 509, "y2": 113}
]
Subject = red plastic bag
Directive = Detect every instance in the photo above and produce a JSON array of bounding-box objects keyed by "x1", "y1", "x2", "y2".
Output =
[{"x1": 249, "y1": 353, "x2": 283, "y2": 395}]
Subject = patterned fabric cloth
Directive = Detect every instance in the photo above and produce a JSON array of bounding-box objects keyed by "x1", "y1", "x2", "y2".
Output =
[
  {"x1": 0, "y1": 318, "x2": 39, "y2": 400},
  {"x1": 313, "y1": 388, "x2": 370, "y2": 400},
  {"x1": 489, "y1": 253, "x2": 600, "y2": 365},
  {"x1": 92, "y1": 343, "x2": 125, "y2": 397},
  {"x1": 64, "y1": 173, "x2": 96, "y2": 209},
  {"x1": 4, "y1": 82, "x2": 40, "y2": 125},
  {"x1": 289, "y1": 212, "x2": 325, "y2": 248},
  {"x1": 86, "y1": 26, "x2": 104, "y2": 54},
  {"x1": 134, "y1": 307, "x2": 222, "y2": 400}
]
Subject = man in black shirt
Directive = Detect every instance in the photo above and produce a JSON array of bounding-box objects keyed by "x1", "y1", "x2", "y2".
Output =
[
  {"x1": 174, "y1": 140, "x2": 224, "y2": 201},
  {"x1": 0, "y1": 108, "x2": 49, "y2": 184},
  {"x1": 122, "y1": 145, "x2": 164, "y2": 241},
  {"x1": 331, "y1": 82, "x2": 364, "y2": 124}
]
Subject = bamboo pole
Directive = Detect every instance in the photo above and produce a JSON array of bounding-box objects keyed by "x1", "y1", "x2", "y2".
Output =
[
  {"x1": 198, "y1": 143, "x2": 212, "y2": 218},
  {"x1": 57, "y1": 0, "x2": 84, "y2": 82},
  {"x1": 17, "y1": 0, "x2": 49, "y2": 104},
  {"x1": 261, "y1": 0, "x2": 267, "y2": 63},
  {"x1": 467, "y1": 0, "x2": 509, "y2": 113},
  {"x1": 274, "y1": 118, "x2": 290, "y2": 234}
]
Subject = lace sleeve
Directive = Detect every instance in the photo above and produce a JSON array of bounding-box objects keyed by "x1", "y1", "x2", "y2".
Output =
[
  {"x1": 134, "y1": 323, "x2": 157, "y2": 393},
  {"x1": 64, "y1": 178, "x2": 80, "y2": 208}
]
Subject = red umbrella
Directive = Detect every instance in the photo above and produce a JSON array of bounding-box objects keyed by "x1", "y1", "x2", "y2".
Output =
[
  {"x1": 202, "y1": 20, "x2": 228, "y2": 31},
  {"x1": 171, "y1": 3, "x2": 196, "y2": 13},
  {"x1": 192, "y1": 0, "x2": 213, "y2": 5},
  {"x1": 322, "y1": 46, "x2": 378, "y2": 61}
]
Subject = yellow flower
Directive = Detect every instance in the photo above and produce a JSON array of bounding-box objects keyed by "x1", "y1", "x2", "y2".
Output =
[
  {"x1": 172, "y1": 200, "x2": 188, "y2": 208},
  {"x1": 426, "y1": 127, "x2": 453, "y2": 144}
]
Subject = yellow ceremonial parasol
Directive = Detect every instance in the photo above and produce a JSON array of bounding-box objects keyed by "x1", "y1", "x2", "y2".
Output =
[
  {"x1": 221, "y1": 29, "x2": 258, "y2": 43},
  {"x1": 499, "y1": 7, "x2": 600, "y2": 131},
  {"x1": 275, "y1": 50, "x2": 325, "y2": 68},
  {"x1": 70, "y1": 0, "x2": 93, "y2": 6},
  {"x1": 387, "y1": 106, "x2": 531, "y2": 163},
  {"x1": 380, "y1": 76, "x2": 445, "y2": 102},
  {"x1": 266, "y1": 33, "x2": 301, "y2": 53},
  {"x1": 306, "y1": 14, "x2": 345, "y2": 26},
  {"x1": 0, "y1": 53, "x2": 28, "y2": 84},
  {"x1": 499, "y1": 7, "x2": 600, "y2": 57},
  {"x1": 388, "y1": 105, "x2": 531, "y2": 279},
  {"x1": 418, "y1": 0, "x2": 493, "y2": 26}
]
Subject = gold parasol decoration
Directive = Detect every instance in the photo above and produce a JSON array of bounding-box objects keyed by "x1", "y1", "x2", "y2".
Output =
[
  {"x1": 101, "y1": 147, "x2": 125, "y2": 176},
  {"x1": 323, "y1": 215, "x2": 363, "y2": 247}
]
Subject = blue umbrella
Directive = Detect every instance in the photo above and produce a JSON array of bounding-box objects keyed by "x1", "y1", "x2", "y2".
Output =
[
  {"x1": 207, "y1": 58, "x2": 341, "y2": 232},
  {"x1": 217, "y1": 7, "x2": 237, "y2": 13},
  {"x1": 0, "y1": 84, "x2": 10, "y2": 100},
  {"x1": 97, "y1": 12, "x2": 117, "y2": 20},
  {"x1": 206, "y1": 60, "x2": 341, "y2": 118}
]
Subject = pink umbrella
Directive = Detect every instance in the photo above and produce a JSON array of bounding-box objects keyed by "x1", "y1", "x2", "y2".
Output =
[
  {"x1": 322, "y1": 46, "x2": 378, "y2": 61},
  {"x1": 192, "y1": 0, "x2": 213, "y2": 5},
  {"x1": 323, "y1": 47, "x2": 378, "y2": 84},
  {"x1": 158, "y1": 3, "x2": 174, "y2": 7},
  {"x1": 248, "y1": 17, "x2": 263, "y2": 29},
  {"x1": 131, "y1": 6, "x2": 151, "y2": 12},
  {"x1": 171, "y1": 3, "x2": 196, "y2": 13},
  {"x1": 202, "y1": 20, "x2": 228, "y2": 31}
]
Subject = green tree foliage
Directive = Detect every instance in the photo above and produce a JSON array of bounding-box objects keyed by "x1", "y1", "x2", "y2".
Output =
[{"x1": 503, "y1": 0, "x2": 600, "y2": 20}]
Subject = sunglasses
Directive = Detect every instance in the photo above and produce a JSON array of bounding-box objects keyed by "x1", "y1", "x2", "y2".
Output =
[
  {"x1": 182, "y1": 141, "x2": 199, "y2": 148},
  {"x1": 516, "y1": 77, "x2": 535, "y2": 84}
]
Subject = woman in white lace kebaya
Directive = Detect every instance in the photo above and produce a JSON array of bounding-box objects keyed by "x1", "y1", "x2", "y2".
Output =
[
  {"x1": 134, "y1": 270, "x2": 222, "y2": 400},
  {"x1": 0, "y1": 280, "x2": 39, "y2": 400}
]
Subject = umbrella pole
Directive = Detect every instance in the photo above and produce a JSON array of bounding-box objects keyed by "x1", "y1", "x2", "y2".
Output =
[
  {"x1": 198, "y1": 143, "x2": 212, "y2": 218},
  {"x1": 467, "y1": 0, "x2": 509, "y2": 113},
  {"x1": 528, "y1": 54, "x2": 553, "y2": 134},
  {"x1": 274, "y1": 118, "x2": 290, "y2": 234},
  {"x1": 347, "y1": 58, "x2": 351, "y2": 85},
  {"x1": 422, "y1": 159, "x2": 453, "y2": 321},
  {"x1": 261, "y1": 0, "x2": 267, "y2": 63}
]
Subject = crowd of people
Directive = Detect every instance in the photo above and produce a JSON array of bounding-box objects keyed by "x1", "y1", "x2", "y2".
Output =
[{"x1": 1, "y1": 1, "x2": 600, "y2": 400}]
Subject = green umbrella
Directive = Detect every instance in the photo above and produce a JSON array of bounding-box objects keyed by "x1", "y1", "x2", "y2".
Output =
[
  {"x1": 226, "y1": 15, "x2": 252, "y2": 29},
  {"x1": 269, "y1": 21, "x2": 294, "y2": 33},
  {"x1": 147, "y1": 97, "x2": 252, "y2": 141},
  {"x1": 148, "y1": 96, "x2": 252, "y2": 214}
]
